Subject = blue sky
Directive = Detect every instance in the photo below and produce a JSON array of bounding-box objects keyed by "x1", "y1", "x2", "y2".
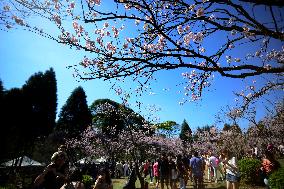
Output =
[
  {"x1": 0, "y1": 27, "x2": 266, "y2": 130},
  {"x1": 0, "y1": 2, "x2": 283, "y2": 131}
]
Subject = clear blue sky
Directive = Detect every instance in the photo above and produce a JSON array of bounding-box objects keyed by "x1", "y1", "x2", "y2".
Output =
[{"x1": 0, "y1": 3, "x2": 282, "y2": 131}]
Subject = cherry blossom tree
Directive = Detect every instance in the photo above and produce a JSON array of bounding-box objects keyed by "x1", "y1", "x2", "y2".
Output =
[
  {"x1": 1, "y1": 0, "x2": 283, "y2": 106},
  {"x1": 66, "y1": 101, "x2": 184, "y2": 188},
  {"x1": 245, "y1": 101, "x2": 284, "y2": 155}
]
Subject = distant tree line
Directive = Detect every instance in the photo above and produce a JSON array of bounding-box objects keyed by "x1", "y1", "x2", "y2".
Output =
[
  {"x1": 0, "y1": 68, "x2": 152, "y2": 164},
  {"x1": 0, "y1": 67, "x2": 242, "y2": 164},
  {"x1": 0, "y1": 68, "x2": 57, "y2": 161}
]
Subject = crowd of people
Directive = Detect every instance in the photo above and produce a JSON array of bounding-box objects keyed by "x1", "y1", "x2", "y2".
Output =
[
  {"x1": 138, "y1": 149, "x2": 238, "y2": 189},
  {"x1": 136, "y1": 144, "x2": 280, "y2": 189},
  {"x1": 32, "y1": 144, "x2": 281, "y2": 189}
]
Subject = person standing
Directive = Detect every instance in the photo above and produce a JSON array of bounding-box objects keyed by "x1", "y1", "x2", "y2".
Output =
[
  {"x1": 153, "y1": 159, "x2": 159, "y2": 189},
  {"x1": 221, "y1": 149, "x2": 240, "y2": 189},
  {"x1": 217, "y1": 154, "x2": 225, "y2": 181},
  {"x1": 169, "y1": 156, "x2": 177, "y2": 189},
  {"x1": 159, "y1": 154, "x2": 170, "y2": 189},
  {"x1": 260, "y1": 150, "x2": 280, "y2": 188},
  {"x1": 204, "y1": 153, "x2": 212, "y2": 182},
  {"x1": 123, "y1": 161, "x2": 130, "y2": 177},
  {"x1": 143, "y1": 159, "x2": 151, "y2": 178},
  {"x1": 190, "y1": 151, "x2": 204, "y2": 189},
  {"x1": 209, "y1": 152, "x2": 218, "y2": 183},
  {"x1": 176, "y1": 155, "x2": 186, "y2": 189}
]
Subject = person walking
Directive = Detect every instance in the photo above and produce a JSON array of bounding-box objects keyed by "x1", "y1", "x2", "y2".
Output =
[
  {"x1": 153, "y1": 159, "x2": 159, "y2": 189},
  {"x1": 209, "y1": 152, "x2": 218, "y2": 183},
  {"x1": 176, "y1": 155, "x2": 186, "y2": 189},
  {"x1": 158, "y1": 154, "x2": 170, "y2": 189},
  {"x1": 221, "y1": 149, "x2": 240, "y2": 189},
  {"x1": 190, "y1": 151, "x2": 204, "y2": 189}
]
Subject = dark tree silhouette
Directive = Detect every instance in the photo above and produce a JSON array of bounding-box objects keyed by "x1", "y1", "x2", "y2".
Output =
[
  {"x1": 179, "y1": 119, "x2": 193, "y2": 143},
  {"x1": 22, "y1": 68, "x2": 57, "y2": 136},
  {"x1": 0, "y1": 88, "x2": 27, "y2": 160},
  {"x1": 0, "y1": 69, "x2": 57, "y2": 161},
  {"x1": 56, "y1": 86, "x2": 92, "y2": 137}
]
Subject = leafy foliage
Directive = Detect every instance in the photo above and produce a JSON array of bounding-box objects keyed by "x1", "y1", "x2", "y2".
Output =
[
  {"x1": 157, "y1": 121, "x2": 177, "y2": 130},
  {"x1": 238, "y1": 158, "x2": 262, "y2": 185},
  {"x1": 82, "y1": 174, "x2": 94, "y2": 189},
  {"x1": 269, "y1": 166, "x2": 284, "y2": 189}
]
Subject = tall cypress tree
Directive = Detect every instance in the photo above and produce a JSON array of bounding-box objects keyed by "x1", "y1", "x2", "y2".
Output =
[
  {"x1": 179, "y1": 119, "x2": 192, "y2": 143},
  {"x1": 56, "y1": 86, "x2": 92, "y2": 137},
  {"x1": 22, "y1": 68, "x2": 57, "y2": 137},
  {"x1": 0, "y1": 69, "x2": 57, "y2": 160},
  {"x1": 2, "y1": 88, "x2": 28, "y2": 159}
]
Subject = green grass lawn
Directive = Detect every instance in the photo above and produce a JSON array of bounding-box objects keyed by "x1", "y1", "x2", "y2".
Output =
[
  {"x1": 112, "y1": 177, "x2": 234, "y2": 189},
  {"x1": 112, "y1": 177, "x2": 270, "y2": 189}
]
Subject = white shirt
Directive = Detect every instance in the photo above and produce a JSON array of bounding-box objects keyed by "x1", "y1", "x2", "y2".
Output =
[{"x1": 226, "y1": 157, "x2": 239, "y2": 176}]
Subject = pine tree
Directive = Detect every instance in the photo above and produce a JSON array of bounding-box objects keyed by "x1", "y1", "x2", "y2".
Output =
[
  {"x1": 56, "y1": 86, "x2": 92, "y2": 137},
  {"x1": 22, "y1": 68, "x2": 57, "y2": 137},
  {"x1": 179, "y1": 119, "x2": 192, "y2": 143}
]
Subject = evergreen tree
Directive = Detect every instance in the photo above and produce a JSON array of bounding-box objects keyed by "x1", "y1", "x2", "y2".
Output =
[
  {"x1": 0, "y1": 80, "x2": 6, "y2": 160},
  {"x1": 56, "y1": 86, "x2": 92, "y2": 137},
  {"x1": 0, "y1": 80, "x2": 4, "y2": 99},
  {"x1": 179, "y1": 119, "x2": 192, "y2": 143},
  {"x1": 1, "y1": 88, "x2": 28, "y2": 159},
  {"x1": 22, "y1": 68, "x2": 57, "y2": 137},
  {"x1": 0, "y1": 69, "x2": 57, "y2": 161}
]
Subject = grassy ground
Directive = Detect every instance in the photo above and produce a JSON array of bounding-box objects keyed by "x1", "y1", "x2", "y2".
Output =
[
  {"x1": 112, "y1": 177, "x2": 272, "y2": 189},
  {"x1": 112, "y1": 177, "x2": 232, "y2": 189}
]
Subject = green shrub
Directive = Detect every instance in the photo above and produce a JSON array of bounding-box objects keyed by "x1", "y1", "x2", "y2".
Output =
[
  {"x1": 82, "y1": 174, "x2": 94, "y2": 189},
  {"x1": 269, "y1": 167, "x2": 284, "y2": 189},
  {"x1": 238, "y1": 158, "x2": 262, "y2": 185}
]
